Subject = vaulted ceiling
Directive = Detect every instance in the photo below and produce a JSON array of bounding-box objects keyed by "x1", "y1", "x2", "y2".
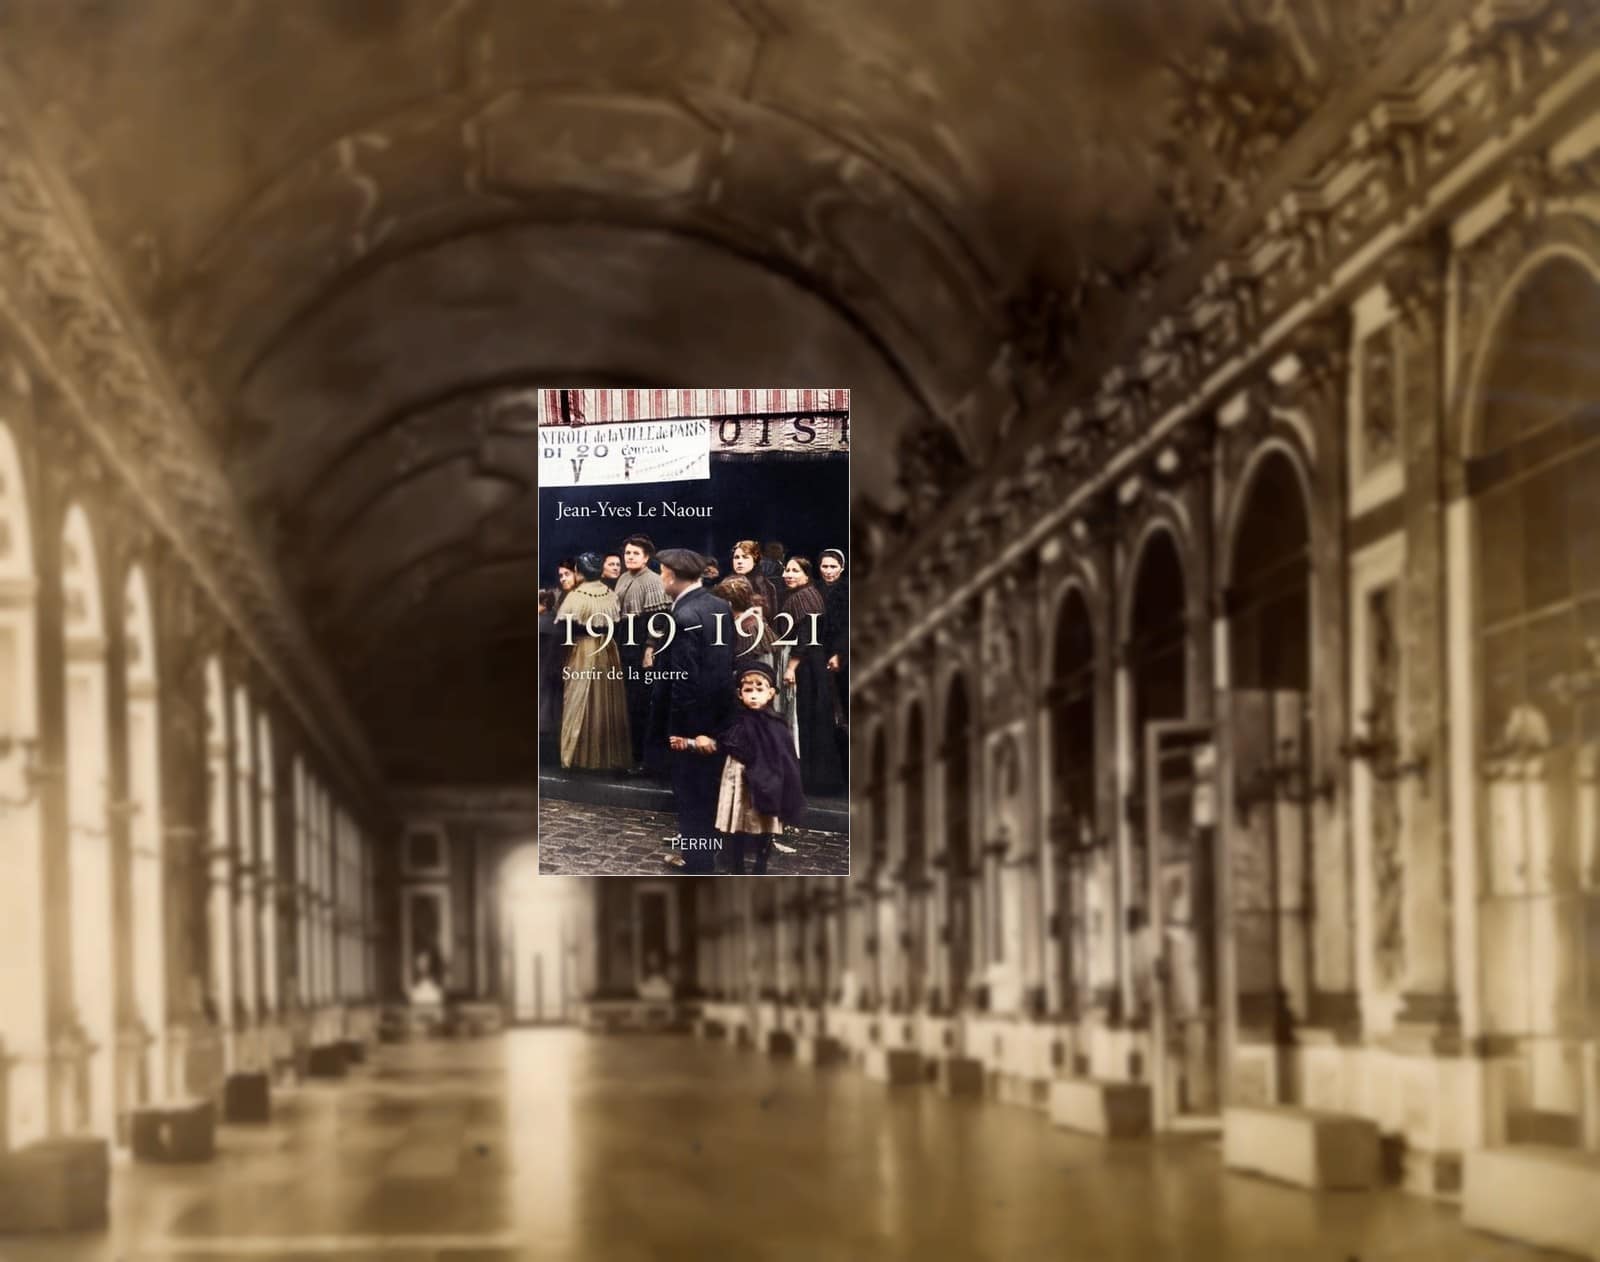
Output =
[{"x1": 0, "y1": 0, "x2": 1387, "y2": 782}]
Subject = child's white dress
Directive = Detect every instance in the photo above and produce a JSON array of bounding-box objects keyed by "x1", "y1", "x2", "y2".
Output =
[{"x1": 714, "y1": 757, "x2": 785, "y2": 836}]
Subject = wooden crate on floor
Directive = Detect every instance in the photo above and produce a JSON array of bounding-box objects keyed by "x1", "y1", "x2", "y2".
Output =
[
  {"x1": 224, "y1": 1071, "x2": 272, "y2": 1123},
  {"x1": 130, "y1": 1098, "x2": 217, "y2": 1163},
  {"x1": 0, "y1": 1138, "x2": 109, "y2": 1232}
]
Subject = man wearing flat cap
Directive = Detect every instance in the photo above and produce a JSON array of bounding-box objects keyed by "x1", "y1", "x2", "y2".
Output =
[{"x1": 651, "y1": 547, "x2": 735, "y2": 873}]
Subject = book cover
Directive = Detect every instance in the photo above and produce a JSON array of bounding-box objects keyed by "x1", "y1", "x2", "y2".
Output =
[{"x1": 537, "y1": 389, "x2": 851, "y2": 877}]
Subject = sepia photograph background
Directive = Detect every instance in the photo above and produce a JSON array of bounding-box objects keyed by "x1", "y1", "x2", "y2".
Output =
[{"x1": 0, "y1": 1, "x2": 1591, "y2": 1258}]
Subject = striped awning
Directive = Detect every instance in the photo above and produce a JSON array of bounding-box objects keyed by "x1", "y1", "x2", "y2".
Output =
[{"x1": 538, "y1": 388, "x2": 849, "y2": 426}]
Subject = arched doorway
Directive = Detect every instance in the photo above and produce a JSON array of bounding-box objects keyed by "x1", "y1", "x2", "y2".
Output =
[
  {"x1": 1125, "y1": 526, "x2": 1217, "y2": 1126},
  {"x1": 1049, "y1": 587, "x2": 1098, "y2": 1017},
  {"x1": 901, "y1": 704, "x2": 927, "y2": 1011},
  {"x1": 0, "y1": 423, "x2": 44, "y2": 1148},
  {"x1": 1225, "y1": 451, "x2": 1314, "y2": 1093},
  {"x1": 1470, "y1": 254, "x2": 1600, "y2": 1151},
  {"x1": 499, "y1": 845, "x2": 579, "y2": 1024},
  {"x1": 123, "y1": 565, "x2": 166, "y2": 1108},
  {"x1": 61, "y1": 505, "x2": 114, "y2": 1137},
  {"x1": 941, "y1": 675, "x2": 974, "y2": 1012}
]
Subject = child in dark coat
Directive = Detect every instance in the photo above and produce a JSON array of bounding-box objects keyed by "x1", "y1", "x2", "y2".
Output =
[{"x1": 710, "y1": 663, "x2": 807, "y2": 874}]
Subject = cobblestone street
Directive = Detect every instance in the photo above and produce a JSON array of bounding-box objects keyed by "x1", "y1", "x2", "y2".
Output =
[{"x1": 538, "y1": 797, "x2": 851, "y2": 876}]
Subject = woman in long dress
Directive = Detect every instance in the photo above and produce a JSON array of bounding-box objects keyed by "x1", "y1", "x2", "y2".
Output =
[
  {"x1": 780, "y1": 557, "x2": 846, "y2": 794},
  {"x1": 557, "y1": 553, "x2": 631, "y2": 770}
]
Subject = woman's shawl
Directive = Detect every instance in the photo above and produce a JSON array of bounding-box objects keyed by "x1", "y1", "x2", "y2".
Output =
[{"x1": 719, "y1": 705, "x2": 807, "y2": 825}]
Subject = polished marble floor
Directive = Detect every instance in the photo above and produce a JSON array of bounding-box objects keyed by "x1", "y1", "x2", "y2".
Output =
[{"x1": 0, "y1": 1030, "x2": 1565, "y2": 1261}]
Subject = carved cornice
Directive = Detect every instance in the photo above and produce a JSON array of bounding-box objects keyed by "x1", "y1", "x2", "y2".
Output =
[
  {"x1": 0, "y1": 107, "x2": 384, "y2": 815},
  {"x1": 1381, "y1": 230, "x2": 1449, "y2": 331},
  {"x1": 857, "y1": 0, "x2": 1597, "y2": 683},
  {"x1": 1147, "y1": 414, "x2": 1216, "y2": 492}
]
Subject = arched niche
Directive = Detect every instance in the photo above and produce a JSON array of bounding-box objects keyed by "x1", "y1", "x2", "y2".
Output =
[
  {"x1": 1127, "y1": 527, "x2": 1189, "y2": 735},
  {"x1": 1468, "y1": 252, "x2": 1600, "y2": 1148},
  {"x1": 1227, "y1": 450, "x2": 1311, "y2": 692},
  {"x1": 61, "y1": 504, "x2": 114, "y2": 1137},
  {"x1": 122, "y1": 564, "x2": 166, "y2": 1105}
]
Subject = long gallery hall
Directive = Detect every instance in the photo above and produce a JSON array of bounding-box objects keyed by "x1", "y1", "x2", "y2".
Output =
[{"x1": 0, "y1": 2, "x2": 1596, "y2": 1259}]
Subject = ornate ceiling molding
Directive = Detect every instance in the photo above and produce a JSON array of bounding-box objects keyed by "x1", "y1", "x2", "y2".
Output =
[
  {"x1": 0, "y1": 101, "x2": 387, "y2": 814},
  {"x1": 856, "y1": 0, "x2": 1600, "y2": 686},
  {"x1": 164, "y1": 85, "x2": 1005, "y2": 426}
]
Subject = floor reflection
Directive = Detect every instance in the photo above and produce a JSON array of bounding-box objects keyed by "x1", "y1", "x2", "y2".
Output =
[{"x1": 0, "y1": 1030, "x2": 1562, "y2": 1260}]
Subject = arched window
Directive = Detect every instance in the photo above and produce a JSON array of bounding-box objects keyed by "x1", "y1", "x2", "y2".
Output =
[
  {"x1": 1128, "y1": 529, "x2": 1188, "y2": 732},
  {"x1": 1470, "y1": 254, "x2": 1600, "y2": 1146},
  {"x1": 1226, "y1": 454, "x2": 1314, "y2": 1045},
  {"x1": 1124, "y1": 529, "x2": 1189, "y2": 1028}
]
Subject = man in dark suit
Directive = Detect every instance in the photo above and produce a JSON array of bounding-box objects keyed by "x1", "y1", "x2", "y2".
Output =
[{"x1": 652, "y1": 548, "x2": 735, "y2": 874}]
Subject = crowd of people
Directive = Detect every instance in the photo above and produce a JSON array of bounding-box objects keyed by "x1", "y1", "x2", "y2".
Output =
[{"x1": 537, "y1": 536, "x2": 849, "y2": 874}]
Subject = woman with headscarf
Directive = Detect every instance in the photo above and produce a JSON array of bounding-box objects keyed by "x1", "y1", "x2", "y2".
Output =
[
  {"x1": 818, "y1": 548, "x2": 850, "y2": 780},
  {"x1": 556, "y1": 553, "x2": 632, "y2": 771},
  {"x1": 780, "y1": 556, "x2": 846, "y2": 794},
  {"x1": 555, "y1": 557, "x2": 579, "y2": 611},
  {"x1": 713, "y1": 576, "x2": 779, "y2": 676},
  {"x1": 730, "y1": 540, "x2": 780, "y2": 618}
]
